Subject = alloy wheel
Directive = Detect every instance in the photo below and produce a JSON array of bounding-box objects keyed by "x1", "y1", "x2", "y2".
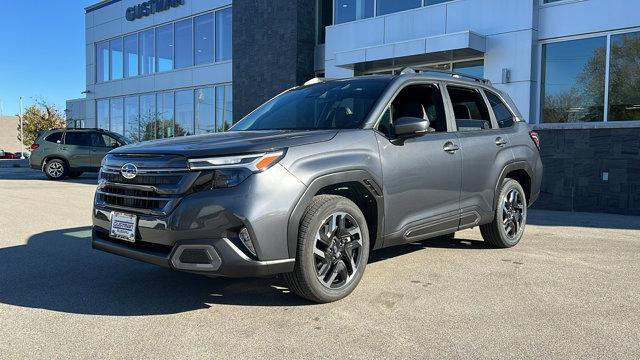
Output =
[
  {"x1": 48, "y1": 162, "x2": 64, "y2": 178},
  {"x1": 501, "y1": 188, "x2": 524, "y2": 239},
  {"x1": 313, "y1": 212, "x2": 363, "y2": 289}
]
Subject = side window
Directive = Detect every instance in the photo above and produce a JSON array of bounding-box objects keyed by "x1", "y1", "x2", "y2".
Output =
[
  {"x1": 377, "y1": 83, "x2": 447, "y2": 137},
  {"x1": 485, "y1": 91, "x2": 515, "y2": 128},
  {"x1": 101, "y1": 134, "x2": 121, "y2": 148},
  {"x1": 90, "y1": 133, "x2": 107, "y2": 147},
  {"x1": 44, "y1": 132, "x2": 63, "y2": 144},
  {"x1": 64, "y1": 132, "x2": 92, "y2": 147},
  {"x1": 447, "y1": 86, "x2": 492, "y2": 132}
]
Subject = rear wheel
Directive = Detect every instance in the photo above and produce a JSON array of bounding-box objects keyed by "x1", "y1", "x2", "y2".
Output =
[
  {"x1": 480, "y1": 178, "x2": 527, "y2": 248},
  {"x1": 284, "y1": 195, "x2": 370, "y2": 303},
  {"x1": 45, "y1": 159, "x2": 68, "y2": 180}
]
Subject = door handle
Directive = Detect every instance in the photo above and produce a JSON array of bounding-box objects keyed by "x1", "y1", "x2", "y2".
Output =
[
  {"x1": 495, "y1": 137, "x2": 508, "y2": 147},
  {"x1": 443, "y1": 142, "x2": 460, "y2": 154}
]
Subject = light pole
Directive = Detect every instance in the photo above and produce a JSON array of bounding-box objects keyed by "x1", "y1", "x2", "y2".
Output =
[{"x1": 19, "y1": 97, "x2": 25, "y2": 159}]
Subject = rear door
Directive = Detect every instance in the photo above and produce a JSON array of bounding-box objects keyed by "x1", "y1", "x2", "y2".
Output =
[
  {"x1": 62, "y1": 132, "x2": 93, "y2": 169},
  {"x1": 444, "y1": 85, "x2": 515, "y2": 227}
]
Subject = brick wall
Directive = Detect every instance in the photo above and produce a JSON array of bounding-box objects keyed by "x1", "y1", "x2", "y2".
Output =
[
  {"x1": 232, "y1": 0, "x2": 316, "y2": 120},
  {"x1": 534, "y1": 127, "x2": 640, "y2": 216}
]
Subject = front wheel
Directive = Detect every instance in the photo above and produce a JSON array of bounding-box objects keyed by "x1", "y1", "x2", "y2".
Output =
[
  {"x1": 284, "y1": 195, "x2": 370, "y2": 303},
  {"x1": 45, "y1": 159, "x2": 68, "y2": 181},
  {"x1": 480, "y1": 178, "x2": 527, "y2": 248}
]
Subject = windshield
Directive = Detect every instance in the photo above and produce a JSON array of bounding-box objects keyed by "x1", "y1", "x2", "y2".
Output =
[{"x1": 231, "y1": 78, "x2": 391, "y2": 131}]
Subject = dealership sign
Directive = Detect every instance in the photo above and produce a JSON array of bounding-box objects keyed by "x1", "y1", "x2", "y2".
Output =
[{"x1": 126, "y1": 0, "x2": 185, "y2": 21}]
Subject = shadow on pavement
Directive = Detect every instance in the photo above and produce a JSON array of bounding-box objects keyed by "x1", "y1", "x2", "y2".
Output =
[
  {"x1": 527, "y1": 209, "x2": 640, "y2": 230},
  {"x1": 0, "y1": 227, "x2": 309, "y2": 315}
]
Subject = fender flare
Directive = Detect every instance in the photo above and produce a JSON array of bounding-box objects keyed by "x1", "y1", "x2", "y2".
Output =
[
  {"x1": 286, "y1": 170, "x2": 384, "y2": 258},
  {"x1": 42, "y1": 156, "x2": 70, "y2": 172},
  {"x1": 493, "y1": 161, "x2": 534, "y2": 213}
]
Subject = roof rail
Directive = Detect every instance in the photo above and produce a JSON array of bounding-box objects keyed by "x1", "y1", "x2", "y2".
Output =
[
  {"x1": 399, "y1": 67, "x2": 492, "y2": 85},
  {"x1": 304, "y1": 77, "x2": 328, "y2": 86}
]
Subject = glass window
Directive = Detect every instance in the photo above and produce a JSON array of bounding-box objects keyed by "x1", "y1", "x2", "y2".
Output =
[
  {"x1": 541, "y1": 37, "x2": 606, "y2": 123},
  {"x1": 377, "y1": 0, "x2": 421, "y2": 16},
  {"x1": 96, "y1": 41, "x2": 109, "y2": 83},
  {"x1": 216, "y1": 85, "x2": 233, "y2": 132},
  {"x1": 335, "y1": 0, "x2": 374, "y2": 24},
  {"x1": 140, "y1": 94, "x2": 157, "y2": 141},
  {"x1": 425, "y1": 0, "x2": 452, "y2": 5},
  {"x1": 385, "y1": 84, "x2": 448, "y2": 135},
  {"x1": 194, "y1": 13, "x2": 214, "y2": 65},
  {"x1": 140, "y1": 29, "x2": 155, "y2": 75},
  {"x1": 453, "y1": 60, "x2": 484, "y2": 78},
  {"x1": 215, "y1": 8, "x2": 232, "y2": 62},
  {"x1": 45, "y1": 132, "x2": 63, "y2": 143},
  {"x1": 485, "y1": 91, "x2": 515, "y2": 128},
  {"x1": 124, "y1": 96, "x2": 140, "y2": 142},
  {"x1": 110, "y1": 38, "x2": 123, "y2": 80},
  {"x1": 157, "y1": 92, "x2": 174, "y2": 139},
  {"x1": 608, "y1": 31, "x2": 640, "y2": 121},
  {"x1": 175, "y1": 19, "x2": 193, "y2": 69},
  {"x1": 156, "y1": 24, "x2": 174, "y2": 72},
  {"x1": 100, "y1": 134, "x2": 122, "y2": 148},
  {"x1": 64, "y1": 132, "x2": 92, "y2": 147},
  {"x1": 97, "y1": 99, "x2": 110, "y2": 130},
  {"x1": 447, "y1": 86, "x2": 492, "y2": 131},
  {"x1": 110, "y1": 98, "x2": 124, "y2": 135},
  {"x1": 232, "y1": 78, "x2": 391, "y2": 131},
  {"x1": 195, "y1": 87, "x2": 215, "y2": 134},
  {"x1": 317, "y1": 0, "x2": 333, "y2": 44},
  {"x1": 175, "y1": 90, "x2": 195, "y2": 136},
  {"x1": 124, "y1": 34, "x2": 139, "y2": 78}
]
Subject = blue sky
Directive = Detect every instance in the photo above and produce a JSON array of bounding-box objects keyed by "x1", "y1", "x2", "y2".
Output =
[{"x1": 0, "y1": 0, "x2": 95, "y2": 116}]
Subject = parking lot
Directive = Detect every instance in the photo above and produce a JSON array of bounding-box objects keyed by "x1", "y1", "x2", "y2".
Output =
[{"x1": 1, "y1": 166, "x2": 639, "y2": 359}]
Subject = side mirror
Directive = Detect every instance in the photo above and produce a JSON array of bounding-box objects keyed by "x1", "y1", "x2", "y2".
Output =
[{"x1": 393, "y1": 117, "x2": 430, "y2": 137}]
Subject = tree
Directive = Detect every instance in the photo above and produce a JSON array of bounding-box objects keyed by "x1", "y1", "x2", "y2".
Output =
[{"x1": 17, "y1": 100, "x2": 66, "y2": 147}]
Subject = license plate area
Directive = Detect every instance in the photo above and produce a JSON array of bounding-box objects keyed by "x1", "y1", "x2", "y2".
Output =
[{"x1": 110, "y1": 212, "x2": 137, "y2": 243}]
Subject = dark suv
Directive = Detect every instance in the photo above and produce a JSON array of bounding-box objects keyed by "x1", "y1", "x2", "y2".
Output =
[
  {"x1": 92, "y1": 71, "x2": 542, "y2": 303},
  {"x1": 30, "y1": 129, "x2": 129, "y2": 180}
]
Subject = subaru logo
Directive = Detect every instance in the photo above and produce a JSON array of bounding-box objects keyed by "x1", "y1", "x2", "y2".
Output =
[{"x1": 121, "y1": 163, "x2": 138, "y2": 180}]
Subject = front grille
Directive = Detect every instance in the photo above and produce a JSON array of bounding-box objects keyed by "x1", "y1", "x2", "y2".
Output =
[{"x1": 96, "y1": 154, "x2": 195, "y2": 215}]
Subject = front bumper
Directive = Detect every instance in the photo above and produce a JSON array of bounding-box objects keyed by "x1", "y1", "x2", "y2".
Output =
[
  {"x1": 91, "y1": 163, "x2": 305, "y2": 277},
  {"x1": 92, "y1": 229, "x2": 294, "y2": 277}
]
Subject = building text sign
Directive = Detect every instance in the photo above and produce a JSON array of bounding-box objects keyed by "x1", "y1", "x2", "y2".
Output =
[{"x1": 126, "y1": 0, "x2": 185, "y2": 21}]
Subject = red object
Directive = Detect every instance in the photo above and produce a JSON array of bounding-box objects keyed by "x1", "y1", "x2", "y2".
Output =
[
  {"x1": 30, "y1": 143, "x2": 39, "y2": 150},
  {"x1": 529, "y1": 131, "x2": 541, "y2": 149}
]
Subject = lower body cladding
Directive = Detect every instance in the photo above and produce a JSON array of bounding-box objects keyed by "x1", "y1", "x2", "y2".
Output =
[{"x1": 91, "y1": 164, "x2": 304, "y2": 277}]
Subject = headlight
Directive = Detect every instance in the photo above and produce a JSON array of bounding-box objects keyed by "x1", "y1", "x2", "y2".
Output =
[
  {"x1": 188, "y1": 150, "x2": 286, "y2": 172},
  {"x1": 189, "y1": 150, "x2": 286, "y2": 190}
]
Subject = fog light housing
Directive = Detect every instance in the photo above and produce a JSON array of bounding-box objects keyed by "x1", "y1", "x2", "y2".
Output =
[{"x1": 239, "y1": 228, "x2": 256, "y2": 257}]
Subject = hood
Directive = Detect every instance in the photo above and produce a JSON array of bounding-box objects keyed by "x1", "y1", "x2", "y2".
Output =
[{"x1": 110, "y1": 130, "x2": 339, "y2": 158}]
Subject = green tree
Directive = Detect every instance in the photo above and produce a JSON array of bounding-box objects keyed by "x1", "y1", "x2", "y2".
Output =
[{"x1": 17, "y1": 100, "x2": 66, "y2": 147}]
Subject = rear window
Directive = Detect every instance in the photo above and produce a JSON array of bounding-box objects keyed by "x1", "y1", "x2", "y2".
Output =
[
  {"x1": 44, "y1": 132, "x2": 63, "y2": 143},
  {"x1": 485, "y1": 91, "x2": 515, "y2": 128},
  {"x1": 65, "y1": 132, "x2": 92, "y2": 147}
]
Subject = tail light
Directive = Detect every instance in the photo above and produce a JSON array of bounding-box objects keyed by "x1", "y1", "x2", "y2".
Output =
[
  {"x1": 529, "y1": 131, "x2": 540, "y2": 149},
  {"x1": 30, "y1": 143, "x2": 39, "y2": 150}
]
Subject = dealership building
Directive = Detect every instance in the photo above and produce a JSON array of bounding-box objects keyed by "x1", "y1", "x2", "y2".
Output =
[{"x1": 68, "y1": 0, "x2": 640, "y2": 215}]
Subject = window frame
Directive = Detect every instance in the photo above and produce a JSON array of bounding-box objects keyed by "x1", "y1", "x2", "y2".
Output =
[
  {"x1": 536, "y1": 27, "x2": 640, "y2": 125},
  {"x1": 443, "y1": 83, "x2": 499, "y2": 132},
  {"x1": 482, "y1": 89, "x2": 517, "y2": 129},
  {"x1": 372, "y1": 79, "x2": 454, "y2": 139}
]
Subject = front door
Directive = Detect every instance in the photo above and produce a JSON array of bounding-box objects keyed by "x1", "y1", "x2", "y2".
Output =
[
  {"x1": 376, "y1": 83, "x2": 462, "y2": 246},
  {"x1": 90, "y1": 133, "x2": 121, "y2": 169}
]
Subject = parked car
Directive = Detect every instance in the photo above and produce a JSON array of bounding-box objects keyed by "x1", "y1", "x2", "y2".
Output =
[
  {"x1": 0, "y1": 151, "x2": 17, "y2": 159},
  {"x1": 92, "y1": 70, "x2": 543, "y2": 303},
  {"x1": 13, "y1": 152, "x2": 30, "y2": 159},
  {"x1": 29, "y1": 129, "x2": 130, "y2": 180}
]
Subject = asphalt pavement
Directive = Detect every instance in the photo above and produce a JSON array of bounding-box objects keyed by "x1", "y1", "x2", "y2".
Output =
[{"x1": 0, "y1": 167, "x2": 639, "y2": 359}]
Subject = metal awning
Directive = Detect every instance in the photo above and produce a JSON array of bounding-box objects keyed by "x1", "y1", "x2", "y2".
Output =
[{"x1": 333, "y1": 30, "x2": 486, "y2": 69}]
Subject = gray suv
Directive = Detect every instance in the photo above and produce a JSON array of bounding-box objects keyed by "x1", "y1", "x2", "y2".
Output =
[{"x1": 92, "y1": 71, "x2": 542, "y2": 303}]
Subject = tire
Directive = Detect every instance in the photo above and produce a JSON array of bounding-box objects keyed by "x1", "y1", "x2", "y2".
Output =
[
  {"x1": 44, "y1": 159, "x2": 68, "y2": 180},
  {"x1": 283, "y1": 195, "x2": 370, "y2": 303},
  {"x1": 480, "y1": 178, "x2": 527, "y2": 248},
  {"x1": 68, "y1": 171, "x2": 83, "y2": 179}
]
